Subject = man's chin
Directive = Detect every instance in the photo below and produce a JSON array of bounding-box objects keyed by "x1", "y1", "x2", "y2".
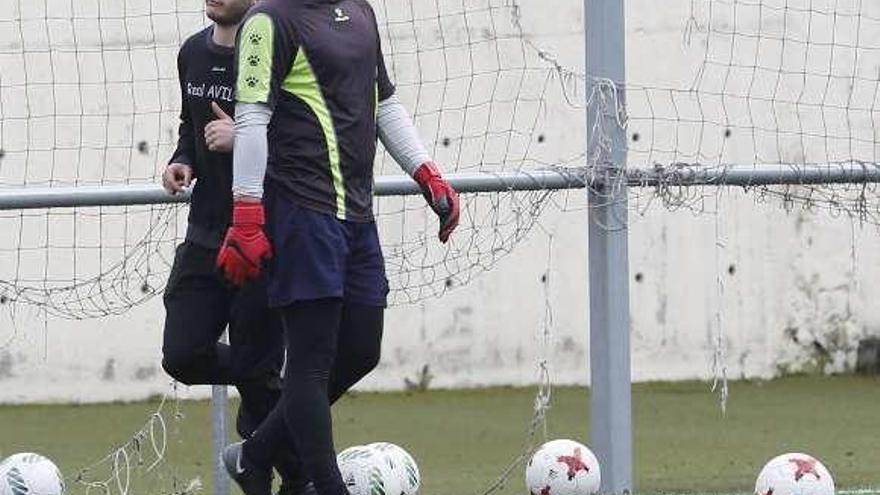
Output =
[
  {"x1": 208, "y1": 12, "x2": 232, "y2": 26},
  {"x1": 208, "y1": 11, "x2": 245, "y2": 27}
]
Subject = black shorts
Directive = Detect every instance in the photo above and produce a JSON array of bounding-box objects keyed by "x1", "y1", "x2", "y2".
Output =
[
  {"x1": 163, "y1": 240, "x2": 283, "y2": 385},
  {"x1": 265, "y1": 195, "x2": 389, "y2": 308}
]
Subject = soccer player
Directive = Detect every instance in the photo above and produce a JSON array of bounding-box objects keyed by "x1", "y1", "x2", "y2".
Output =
[
  {"x1": 215, "y1": 1, "x2": 461, "y2": 494},
  {"x1": 161, "y1": 1, "x2": 297, "y2": 491}
]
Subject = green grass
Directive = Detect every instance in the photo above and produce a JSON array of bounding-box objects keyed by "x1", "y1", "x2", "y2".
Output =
[{"x1": 0, "y1": 375, "x2": 878, "y2": 494}]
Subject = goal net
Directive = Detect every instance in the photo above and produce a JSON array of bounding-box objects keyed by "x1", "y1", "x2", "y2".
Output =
[
  {"x1": 4, "y1": 0, "x2": 880, "y2": 492},
  {"x1": 626, "y1": 0, "x2": 880, "y2": 217}
]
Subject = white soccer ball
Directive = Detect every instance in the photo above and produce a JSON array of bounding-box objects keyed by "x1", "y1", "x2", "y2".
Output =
[
  {"x1": 367, "y1": 442, "x2": 421, "y2": 495},
  {"x1": 0, "y1": 453, "x2": 65, "y2": 495},
  {"x1": 525, "y1": 439, "x2": 601, "y2": 495},
  {"x1": 338, "y1": 445, "x2": 367, "y2": 460},
  {"x1": 755, "y1": 453, "x2": 835, "y2": 495},
  {"x1": 338, "y1": 445, "x2": 402, "y2": 495}
]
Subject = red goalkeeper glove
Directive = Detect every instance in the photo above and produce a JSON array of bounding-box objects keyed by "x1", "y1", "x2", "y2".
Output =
[
  {"x1": 217, "y1": 201, "x2": 272, "y2": 286},
  {"x1": 413, "y1": 162, "x2": 460, "y2": 243}
]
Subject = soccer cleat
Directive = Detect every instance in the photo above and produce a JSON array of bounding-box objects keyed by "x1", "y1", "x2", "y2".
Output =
[{"x1": 220, "y1": 441, "x2": 273, "y2": 495}]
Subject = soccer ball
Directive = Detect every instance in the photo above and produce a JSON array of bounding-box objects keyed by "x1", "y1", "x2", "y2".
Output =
[
  {"x1": 0, "y1": 453, "x2": 65, "y2": 495},
  {"x1": 337, "y1": 445, "x2": 402, "y2": 495},
  {"x1": 368, "y1": 442, "x2": 421, "y2": 495},
  {"x1": 755, "y1": 453, "x2": 835, "y2": 495},
  {"x1": 525, "y1": 439, "x2": 601, "y2": 495},
  {"x1": 338, "y1": 445, "x2": 367, "y2": 460}
]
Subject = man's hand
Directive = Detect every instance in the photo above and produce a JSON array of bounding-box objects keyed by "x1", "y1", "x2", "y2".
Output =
[
  {"x1": 413, "y1": 162, "x2": 460, "y2": 243},
  {"x1": 217, "y1": 201, "x2": 272, "y2": 286},
  {"x1": 162, "y1": 163, "x2": 193, "y2": 195},
  {"x1": 205, "y1": 102, "x2": 235, "y2": 153}
]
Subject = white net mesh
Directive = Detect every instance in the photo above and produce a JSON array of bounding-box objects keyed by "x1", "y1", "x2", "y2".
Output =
[
  {"x1": 72, "y1": 387, "x2": 200, "y2": 495},
  {"x1": 625, "y1": 0, "x2": 880, "y2": 219}
]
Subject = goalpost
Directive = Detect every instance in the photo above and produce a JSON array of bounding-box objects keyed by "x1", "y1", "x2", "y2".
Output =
[{"x1": 4, "y1": 1, "x2": 880, "y2": 494}]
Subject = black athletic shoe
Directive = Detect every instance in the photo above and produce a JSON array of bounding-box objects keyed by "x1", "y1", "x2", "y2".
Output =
[
  {"x1": 220, "y1": 441, "x2": 272, "y2": 495},
  {"x1": 276, "y1": 481, "x2": 317, "y2": 495}
]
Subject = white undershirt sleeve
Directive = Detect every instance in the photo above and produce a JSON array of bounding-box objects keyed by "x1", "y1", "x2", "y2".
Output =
[
  {"x1": 232, "y1": 102, "x2": 273, "y2": 199},
  {"x1": 377, "y1": 94, "x2": 431, "y2": 177}
]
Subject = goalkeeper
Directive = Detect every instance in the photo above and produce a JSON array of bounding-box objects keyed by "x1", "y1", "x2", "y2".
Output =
[
  {"x1": 160, "y1": 0, "x2": 298, "y2": 492},
  {"x1": 216, "y1": 1, "x2": 460, "y2": 494}
]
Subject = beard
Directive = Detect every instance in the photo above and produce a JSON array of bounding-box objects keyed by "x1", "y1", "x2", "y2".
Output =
[{"x1": 207, "y1": 1, "x2": 252, "y2": 27}]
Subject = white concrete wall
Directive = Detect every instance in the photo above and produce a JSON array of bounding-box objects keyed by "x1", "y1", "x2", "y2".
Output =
[{"x1": 1, "y1": 0, "x2": 879, "y2": 403}]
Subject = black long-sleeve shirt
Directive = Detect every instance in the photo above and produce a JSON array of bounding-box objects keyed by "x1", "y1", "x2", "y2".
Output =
[{"x1": 170, "y1": 27, "x2": 237, "y2": 248}]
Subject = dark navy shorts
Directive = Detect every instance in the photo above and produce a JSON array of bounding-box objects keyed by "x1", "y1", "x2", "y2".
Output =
[{"x1": 264, "y1": 194, "x2": 388, "y2": 309}]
